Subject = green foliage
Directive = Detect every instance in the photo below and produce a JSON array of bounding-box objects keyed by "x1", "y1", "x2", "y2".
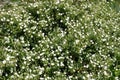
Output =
[{"x1": 0, "y1": 0, "x2": 120, "y2": 80}]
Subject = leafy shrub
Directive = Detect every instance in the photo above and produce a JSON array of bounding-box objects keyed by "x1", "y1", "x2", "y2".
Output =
[{"x1": 0, "y1": 0, "x2": 120, "y2": 80}]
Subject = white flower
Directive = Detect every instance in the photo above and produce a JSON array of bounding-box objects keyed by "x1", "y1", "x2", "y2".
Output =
[
  {"x1": 104, "y1": 71, "x2": 108, "y2": 76},
  {"x1": 6, "y1": 57, "x2": 10, "y2": 61},
  {"x1": 60, "y1": 62, "x2": 64, "y2": 66},
  {"x1": 51, "y1": 63, "x2": 55, "y2": 66},
  {"x1": 68, "y1": 76, "x2": 73, "y2": 79},
  {"x1": 26, "y1": 56, "x2": 31, "y2": 60},
  {"x1": 25, "y1": 75, "x2": 29, "y2": 79},
  {"x1": 31, "y1": 26, "x2": 36, "y2": 30},
  {"x1": 75, "y1": 40, "x2": 79, "y2": 44},
  {"x1": 4, "y1": 37, "x2": 10, "y2": 43},
  {"x1": 37, "y1": 11, "x2": 39, "y2": 14},
  {"x1": 22, "y1": 66, "x2": 25, "y2": 69},
  {"x1": 3, "y1": 60, "x2": 6, "y2": 64},
  {"x1": 58, "y1": 46, "x2": 62, "y2": 52},
  {"x1": 40, "y1": 78, "x2": 44, "y2": 80}
]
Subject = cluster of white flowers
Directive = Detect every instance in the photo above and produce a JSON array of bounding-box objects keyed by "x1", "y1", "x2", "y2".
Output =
[{"x1": 0, "y1": 0, "x2": 120, "y2": 80}]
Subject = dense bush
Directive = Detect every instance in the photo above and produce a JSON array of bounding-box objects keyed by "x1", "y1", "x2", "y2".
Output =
[{"x1": 0, "y1": 0, "x2": 120, "y2": 80}]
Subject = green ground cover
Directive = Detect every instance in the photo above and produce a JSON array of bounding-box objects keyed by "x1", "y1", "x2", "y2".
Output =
[{"x1": 0, "y1": 0, "x2": 120, "y2": 80}]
